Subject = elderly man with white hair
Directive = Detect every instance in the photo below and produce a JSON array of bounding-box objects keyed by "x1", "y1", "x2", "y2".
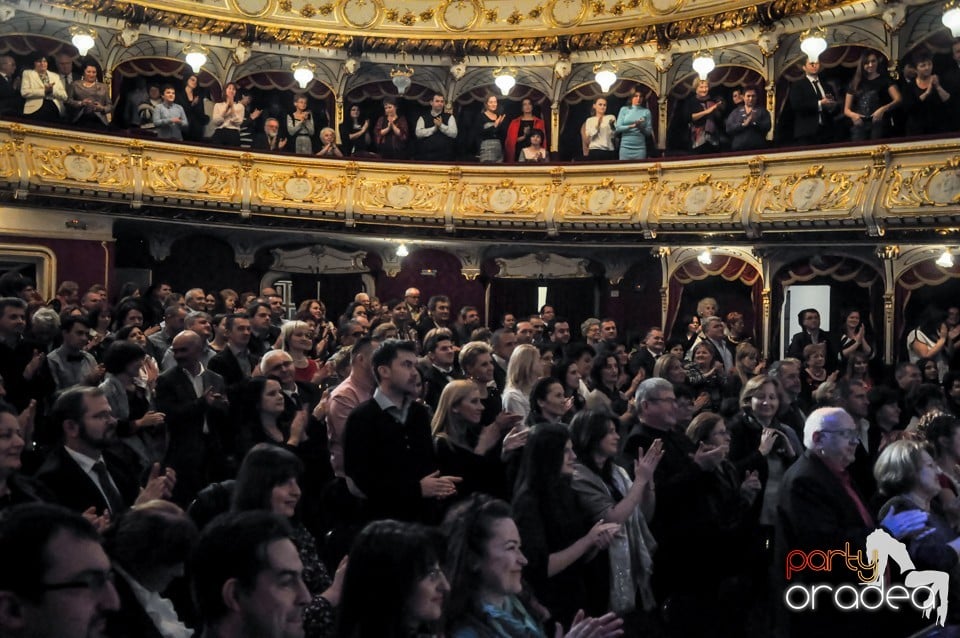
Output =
[{"x1": 775, "y1": 406, "x2": 931, "y2": 638}]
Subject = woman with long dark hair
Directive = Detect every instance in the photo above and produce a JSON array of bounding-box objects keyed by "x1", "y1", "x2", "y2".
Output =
[
  {"x1": 338, "y1": 519, "x2": 449, "y2": 638},
  {"x1": 442, "y1": 494, "x2": 623, "y2": 638},
  {"x1": 512, "y1": 424, "x2": 619, "y2": 624},
  {"x1": 843, "y1": 51, "x2": 901, "y2": 141},
  {"x1": 569, "y1": 410, "x2": 660, "y2": 625},
  {"x1": 232, "y1": 444, "x2": 343, "y2": 638}
]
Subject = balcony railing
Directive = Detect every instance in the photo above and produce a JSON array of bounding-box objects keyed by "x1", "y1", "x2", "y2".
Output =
[{"x1": 1, "y1": 122, "x2": 958, "y2": 239}]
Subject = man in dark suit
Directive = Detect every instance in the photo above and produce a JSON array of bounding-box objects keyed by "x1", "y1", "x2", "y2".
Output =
[
  {"x1": 0, "y1": 55, "x2": 22, "y2": 116},
  {"x1": 419, "y1": 331, "x2": 462, "y2": 409},
  {"x1": 786, "y1": 307, "x2": 837, "y2": 371},
  {"x1": 788, "y1": 56, "x2": 839, "y2": 145},
  {"x1": 252, "y1": 116, "x2": 288, "y2": 152},
  {"x1": 208, "y1": 313, "x2": 258, "y2": 393},
  {"x1": 775, "y1": 407, "x2": 929, "y2": 638},
  {"x1": 628, "y1": 326, "x2": 665, "y2": 379},
  {"x1": 35, "y1": 386, "x2": 172, "y2": 517},
  {"x1": 343, "y1": 340, "x2": 461, "y2": 524},
  {"x1": 156, "y1": 330, "x2": 231, "y2": 506}
]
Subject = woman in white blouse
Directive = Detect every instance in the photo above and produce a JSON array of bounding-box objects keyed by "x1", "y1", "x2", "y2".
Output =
[
  {"x1": 21, "y1": 53, "x2": 67, "y2": 122},
  {"x1": 210, "y1": 82, "x2": 244, "y2": 147},
  {"x1": 583, "y1": 96, "x2": 617, "y2": 160}
]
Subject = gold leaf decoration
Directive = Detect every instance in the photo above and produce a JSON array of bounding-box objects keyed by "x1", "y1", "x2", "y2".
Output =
[
  {"x1": 590, "y1": 0, "x2": 605, "y2": 15},
  {"x1": 399, "y1": 10, "x2": 416, "y2": 24},
  {"x1": 610, "y1": 2, "x2": 624, "y2": 14},
  {"x1": 507, "y1": 9, "x2": 523, "y2": 23},
  {"x1": 385, "y1": 8, "x2": 398, "y2": 20},
  {"x1": 300, "y1": 4, "x2": 316, "y2": 17},
  {"x1": 318, "y1": 3, "x2": 334, "y2": 14},
  {"x1": 528, "y1": 5, "x2": 543, "y2": 17},
  {"x1": 484, "y1": 8, "x2": 498, "y2": 21},
  {"x1": 278, "y1": 0, "x2": 292, "y2": 10},
  {"x1": 420, "y1": 8, "x2": 434, "y2": 20}
]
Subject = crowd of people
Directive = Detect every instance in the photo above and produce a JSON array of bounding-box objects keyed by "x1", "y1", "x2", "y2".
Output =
[
  {"x1": 3, "y1": 265, "x2": 960, "y2": 638},
  {"x1": 1, "y1": 43, "x2": 958, "y2": 163}
]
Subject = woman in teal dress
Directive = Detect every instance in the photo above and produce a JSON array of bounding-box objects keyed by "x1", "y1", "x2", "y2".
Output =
[{"x1": 615, "y1": 88, "x2": 653, "y2": 160}]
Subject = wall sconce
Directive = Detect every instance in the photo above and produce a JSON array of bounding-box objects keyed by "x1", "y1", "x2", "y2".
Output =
[
  {"x1": 291, "y1": 60, "x2": 316, "y2": 89},
  {"x1": 799, "y1": 27, "x2": 828, "y2": 62},
  {"x1": 593, "y1": 62, "x2": 618, "y2": 92},
  {"x1": 697, "y1": 249, "x2": 713, "y2": 265},
  {"x1": 493, "y1": 68, "x2": 517, "y2": 96},
  {"x1": 183, "y1": 44, "x2": 209, "y2": 73},
  {"x1": 691, "y1": 51, "x2": 715, "y2": 81},
  {"x1": 396, "y1": 243, "x2": 410, "y2": 257},
  {"x1": 936, "y1": 249, "x2": 955, "y2": 268},
  {"x1": 944, "y1": 1, "x2": 960, "y2": 37},
  {"x1": 69, "y1": 26, "x2": 96, "y2": 56}
]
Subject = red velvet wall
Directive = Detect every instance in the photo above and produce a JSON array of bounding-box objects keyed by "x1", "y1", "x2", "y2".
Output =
[{"x1": 0, "y1": 233, "x2": 114, "y2": 296}]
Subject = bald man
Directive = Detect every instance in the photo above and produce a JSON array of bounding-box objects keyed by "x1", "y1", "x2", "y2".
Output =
[{"x1": 156, "y1": 330, "x2": 230, "y2": 506}]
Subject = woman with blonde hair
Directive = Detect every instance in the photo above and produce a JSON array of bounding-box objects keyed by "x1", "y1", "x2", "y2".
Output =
[
  {"x1": 280, "y1": 320, "x2": 321, "y2": 384},
  {"x1": 501, "y1": 344, "x2": 542, "y2": 422},
  {"x1": 432, "y1": 380, "x2": 520, "y2": 501}
]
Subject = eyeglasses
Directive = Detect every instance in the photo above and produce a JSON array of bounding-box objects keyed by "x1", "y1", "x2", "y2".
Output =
[
  {"x1": 40, "y1": 569, "x2": 115, "y2": 593},
  {"x1": 821, "y1": 429, "x2": 860, "y2": 441}
]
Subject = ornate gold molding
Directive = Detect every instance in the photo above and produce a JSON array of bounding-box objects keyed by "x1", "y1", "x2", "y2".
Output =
[
  {"x1": 2, "y1": 123, "x2": 960, "y2": 238},
  {"x1": 56, "y1": 0, "x2": 856, "y2": 54}
]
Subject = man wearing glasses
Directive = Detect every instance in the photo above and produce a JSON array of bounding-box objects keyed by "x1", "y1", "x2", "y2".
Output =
[
  {"x1": 0, "y1": 503, "x2": 120, "y2": 638},
  {"x1": 776, "y1": 407, "x2": 931, "y2": 638}
]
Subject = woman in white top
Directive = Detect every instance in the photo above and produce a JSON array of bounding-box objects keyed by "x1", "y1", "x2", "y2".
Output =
[
  {"x1": 583, "y1": 96, "x2": 617, "y2": 160},
  {"x1": 21, "y1": 53, "x2": 67, "y2": 122},
  {"x1": 210, "y1": 82, "x2": 244, "y2": 147},
  {"x1": 501, "y1": 344, "x2": 543, "y2": 422}
]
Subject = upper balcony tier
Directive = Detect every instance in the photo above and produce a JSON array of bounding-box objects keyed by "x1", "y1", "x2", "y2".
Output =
[{"x1": 1, "y1": 122, "x2": 958, "y2": 243}]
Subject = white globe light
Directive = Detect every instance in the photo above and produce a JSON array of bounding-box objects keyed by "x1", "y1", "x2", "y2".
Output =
[
  {"x1": 937, "y1": 250, "x2": 955, "y2": 268},
  {"x1": 293, "y1": 66, "x2": 314, "y2": 89},
  {"x1": 799, "y1": 33, "x2": 828, "y2": 62},
  {"x1": 392, "y1": 73, "x2": 412, "y2": 95},
  {"x1": 595, "y1": 69, "x2": 617, "y2": 92},
  {"x1": 944, "y1": 6, "x2": 960, "y2": 38},
  {"x1": 72, "y1": 33, "x2": 95, "y2": 56},
  {"x1": 692, "y1": 53, "x2": 715, "y2": 81},
  {"x1": 185, "y1": 51, "x2": 207, "y2": 73},
  {"x1": 494, "y1": 72, "x2": 516, "y2": 96}
]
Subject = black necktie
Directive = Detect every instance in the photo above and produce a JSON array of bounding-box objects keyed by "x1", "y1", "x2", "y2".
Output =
[
  {"x1": 812, "y1": 79, "x2": 824, "y2": 99},
  {"x1": 91, "y1": 460, "x2": 124, "y2": 514}
]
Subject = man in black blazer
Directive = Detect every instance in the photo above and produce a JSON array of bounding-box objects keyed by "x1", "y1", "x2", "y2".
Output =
[
  {"x1": 775, "y1": 407, "x2": 930, "y2": 638},
  {"x1": 343, "y1": 340, "x2": 460, "y2": 524},
  {"x1": 627, "y1": 326, "x2": 665, "y2": 379},
  {"x1": 491, "y1": 328, "x2": 516, "y2": 393},
  {"x1": 0, "y1": 55, "x2": 22, "y2": 117},
  {"x1": 34, "y1": 386, "x2": 169, "y2": 517},
  {"x1": 788, "y1": 56, "x2": 839, "y2": 145},
  {"x1": 419, "y1": 331, "x2": 462, "y2": 409},
  {"x1": 208, "y1": 314, "x2": 258, "y2": 393},
  {"x1": 786, "y1": 307, "x2": 837, "y2": 372},
  {"x1": 156, "y1": 330, "x2": 231, "y2": 506}
]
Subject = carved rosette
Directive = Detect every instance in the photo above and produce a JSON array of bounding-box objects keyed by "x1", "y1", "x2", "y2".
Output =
[{"x1": 555, "y1": 177, "x2": 644, "y2": 221}]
